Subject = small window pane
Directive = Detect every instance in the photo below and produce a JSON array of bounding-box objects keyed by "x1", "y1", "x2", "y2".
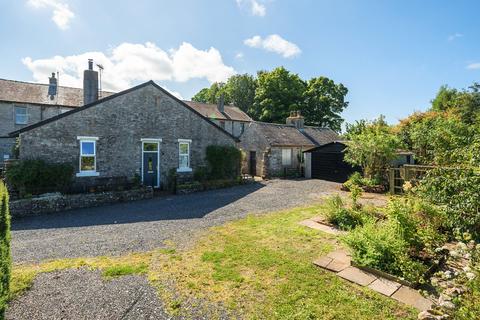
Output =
[
  {"x1": 282, "y1": 149, "x2": 292, "y2": 166},
  {"x1": 144, "y1": 142, "x2": 158, "y2": 151},
  {"x1": 179, "y1": 143, "x2": 189, "y2": 154},
  {"x1": 81, "y1": 156, "x2": 95, "y2": 171},
  {"x1": 15, "y1": 107, "x2": 28, "y2": 124},
  {"x1": 81, "y1": 141, "x2": 95, "y2": 155},
  {"x1": 179, "y1": 154, "x2": 189, "y2": 168}
]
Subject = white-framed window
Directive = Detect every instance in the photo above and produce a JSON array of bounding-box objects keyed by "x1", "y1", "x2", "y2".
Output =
[
  {"x1": 76, "y1": 136, "x2": 99, "y2": 177},
  {"x1": 14, "y1": 106, "x2": 28, "y2": 124},
  {"x1": 282, "y1": 148, "x2": 292, "y2": 166},
  {"x1": 177, "y1": 139, "x2": 192, "y2": 172}
]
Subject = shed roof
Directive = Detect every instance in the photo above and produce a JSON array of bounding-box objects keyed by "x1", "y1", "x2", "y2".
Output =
[
  {"x1": 0, "y1": 78, "x2": 114, "y2": 107},
  {"x1": 183, "y1": 101, "x2": 252, "y2": 122},
  {"x1": 252, "y1": 122, "x2": 339, "y2": 147}
]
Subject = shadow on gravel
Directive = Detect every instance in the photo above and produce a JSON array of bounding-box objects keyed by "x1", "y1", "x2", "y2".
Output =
[{"x1": 12, "y1": 182, "x2": 264, "y2": 231}]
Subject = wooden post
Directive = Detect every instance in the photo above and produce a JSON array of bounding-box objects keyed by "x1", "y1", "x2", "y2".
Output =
[{"x1": 389, "y1": 168, "x2": 395, "y2": 194}]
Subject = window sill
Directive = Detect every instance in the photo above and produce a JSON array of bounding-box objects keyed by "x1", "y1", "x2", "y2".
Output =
[
  {"x1": 176, "y1": 167, "x2": 192, "y2": 173},
  {"x1": 76, "y1": 171, "x2": 100, "y2": 177}
]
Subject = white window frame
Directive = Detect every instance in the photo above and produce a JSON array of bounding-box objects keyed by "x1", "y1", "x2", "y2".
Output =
[
  {"x1": 177, "y1": 139, "x2": 192, "y2": 172},
  {"x1": 282, "y1": 148, "x2": 292, "y2": 166},
  {"x1": 76, "y1": 136, "x2": 99, "y2": 177},
  {"x1": 14, "y1": 106, "x2": 28, "y2": 125},
  {"x1": 141, "y1": 138, "x2": 162, "y2": 188}
]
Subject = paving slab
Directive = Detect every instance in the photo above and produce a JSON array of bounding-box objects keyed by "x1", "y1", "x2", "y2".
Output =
[
  {"x1": 326, "y1": 250, "x2": 351, "y2": 264},
  {"x1": 313, "y1": 256, "x2": 333, "y2": 268},
  {"x1": 324, "y1": 260, "x2": 349, "y2": 272},
  {"x1": 368, "y1": 277, "x2": 402, "y2": 297},
  {"x1": 337, "y1": 267, "x2": 377, "y2": 286},
  {"x1": 299, "y1": 219, "x2": 343, "y2": 235},
  {"x1": 391, "y1": 285, "x2": 433, "y2": 311}
]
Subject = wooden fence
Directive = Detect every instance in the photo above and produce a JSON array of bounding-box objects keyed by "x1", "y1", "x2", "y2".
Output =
[{"x1": 389, "y1": 164, "x2": 435, "y2": 194}]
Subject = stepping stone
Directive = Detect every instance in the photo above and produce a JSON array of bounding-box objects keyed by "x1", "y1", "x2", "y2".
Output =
[
  {"x1": 299, "y1": 219, "x2": 343, "y2": 235},
  {"x1": 391, "y1": 286, "x2": 433, "y2": 311},
  {"x1": 324, "y1": 259, "x2": 349, "y2": 272},
  {"x1": 337, "y1": 267, "x2": 377, "y2": 286},
  {"x1": 368, "y1": 277, "x2": 402, "y2": 296},
  {"x1": 326, "y1": 250, "x2": 351, "y2": 264},
  {"x1": 313, "y1": 256, "x2": 333, "y2": 268}
]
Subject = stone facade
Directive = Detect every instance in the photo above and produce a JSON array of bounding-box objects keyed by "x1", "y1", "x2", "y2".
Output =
[
  {"x1": 210, "y1": 119, "x2": 246, "y2": 138},
  {"x1": 16, "y1": 82, "x2": 237, "y2": 189},
  {"x1": 9, "y1": 187, "x2": 153, "y2": 217},
  {"x1": 0, "y1": 101, "x2": 74, "y2": 162}
]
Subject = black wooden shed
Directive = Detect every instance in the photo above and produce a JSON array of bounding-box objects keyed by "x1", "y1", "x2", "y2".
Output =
[{"x1": 304, "y1": 141, "x2": 359, "y2": 183}]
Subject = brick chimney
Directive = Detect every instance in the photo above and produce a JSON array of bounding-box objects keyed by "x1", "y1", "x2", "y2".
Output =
[
  {"x1": 286, "y1": 111, "x2": 304, "y2": 129},
  {"x1": 217, "y1": 93, "x2": 225, "y2": 113},
  {"x1": 83, "y1": 59, "x2": 98, "y2": 105}
]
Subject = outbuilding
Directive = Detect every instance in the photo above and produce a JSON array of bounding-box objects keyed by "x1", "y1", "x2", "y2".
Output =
[{"x1": 304, "y1": 141, "x2": 358, "y2": 182}]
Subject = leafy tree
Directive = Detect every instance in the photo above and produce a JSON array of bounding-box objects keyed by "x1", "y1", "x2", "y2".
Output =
[
  {"x1": 431, "y1": 83, "x2": 480, "y2": 124},
  {"x1": 225, "y1": 74, "x2": 256, "y2": 113},
  {"x1": 191, "y1": 83, "x2": 229, "y2": 104},
  {"x1": 344, "y1": 116, "x2": 400, "y2": 180},
  {"x1": 190, "y1": 67, "x2": 350, "y2": 130},
  {"x1": 253, "y1": 67, "x2": 306, "y2": 123},
  {"x1": 302, "y1": 77, "x2": 349, "y2": 131}
]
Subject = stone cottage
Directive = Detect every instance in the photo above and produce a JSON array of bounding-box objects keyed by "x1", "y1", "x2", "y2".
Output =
[
  {"x1": 184, "y1": 98, "x2": 252, "y2": 138},
  {"x1": 10, "y1": 63, "x2": 237, "y2": 190},
  {"x1": 239, "y1": 111, "x2": 339, "y2": 178}
]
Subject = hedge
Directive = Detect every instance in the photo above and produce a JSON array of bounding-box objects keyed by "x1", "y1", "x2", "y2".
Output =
[
  {"x1": 0, "y1": 182, "x2": 11, "y2": 317},
  {"x1": 5, "y1": 159, "x2": 74, "y2": 197},
  {"x1": 205, "y1": 145, "x2": 242, "y2": 180}
]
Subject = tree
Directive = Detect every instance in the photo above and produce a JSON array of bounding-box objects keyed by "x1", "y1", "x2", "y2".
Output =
[
  {"x1": 225, "y1": 74, "x2": 256, "y2": 113},
  {"x1": 191, "y1": 83, "x2": 228, "y2": 104},
  {"x1": 302, "y1": 77, "x2": 348, "y2": 132},
  {"x1": 344, "y1": 116, "x2": 400, "y2": 180},
  {"x1": 253, "y1": 67, "x2": 306, "y2": 123},
  {"x1": 431, "y1": 83, "x2": 480, "y2": 124}
]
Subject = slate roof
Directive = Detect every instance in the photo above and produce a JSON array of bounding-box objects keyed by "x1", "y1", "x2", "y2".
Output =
[
  {"x1": 9, "y1": 80, "x2": 240, "y2": 142},
  {"x1": 183, "y1": 101, "x2": 252, "y2": 122},
  {"x1": 253, "y1": 122, "x2": 339, "y2": 147},
  {"x1": 0, "y1": 79, "x2": 114, "y2": 107}
]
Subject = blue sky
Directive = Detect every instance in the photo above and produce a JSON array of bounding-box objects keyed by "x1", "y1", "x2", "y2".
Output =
[{"x1": 1, "y1": 0, "x2": 479, "y2": 126}]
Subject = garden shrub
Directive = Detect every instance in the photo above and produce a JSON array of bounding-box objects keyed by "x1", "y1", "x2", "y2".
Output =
[
  {"x1": 5, "y1": 159, "x2": 74, "y2": 197},
  {"x1": 206, "y1": 145, "x2": 242, "y2": 180},
  {"x1": 193, "y1": 166, "x2": 208, "y2": 182},
  {"x1": 0, "y1": 182, "x2": 11, "y2": 318},
  {"x1": 342, "y1": 220, "x2": 428, "y2": 283},
  {"x1": 415, "y1": 167, "x2": 480, "y2": 239},
  {"x1": 322, "y1": 195, "x2": 370, "y2": 230}
]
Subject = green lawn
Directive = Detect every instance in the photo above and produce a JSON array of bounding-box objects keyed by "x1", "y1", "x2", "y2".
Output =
[{"x1": 11, "y1": 204, "x2": 416, "y2": 319}]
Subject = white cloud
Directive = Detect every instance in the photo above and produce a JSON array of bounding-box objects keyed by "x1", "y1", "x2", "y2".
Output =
[
  {"x1": 27, "y1": 0, "x2": 74, "y2": 30},
  {"x1": 235, "y1": 52, "x2": 244, "y2": 59},
  {"x1": 244, "y1": 34, "x2": 301, "y2": 58},
  {"x1": 236, "y1": 0, "x2": 266, "y2": 17},
  {"x1": 448, "y1": 33, "x2": 463, "y2": 41},
  {"x1": 466, "y1": 62, "x2": 480, "y2": 70},
  {"x1": 22, "y1": 42, "x2": 236, "y2": 92}
]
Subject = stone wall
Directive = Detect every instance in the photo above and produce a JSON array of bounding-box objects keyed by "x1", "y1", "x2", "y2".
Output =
[
  {"x1": 237, "y1": 122, "x2": 269, "y2": 177},
  {"x1": 0, "y1": 101, "x2": 74, "y2": 162},
  {"x1": 10, "y1": 187, "x2": 153, "y2": 218},
  {"x1": 266, "y1": 147, "x2": 304, "y2": 177},
  {"x1": 18, "y1": 83, "x2": 236, "y2": 189},
  {"x1": 210, "y1": 119, "x2": 246, "y2": 138}
]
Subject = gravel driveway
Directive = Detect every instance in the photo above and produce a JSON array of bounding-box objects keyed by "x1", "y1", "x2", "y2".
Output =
[{"x1": 12, "y1": 179, "x2": 341, "y2": 263}]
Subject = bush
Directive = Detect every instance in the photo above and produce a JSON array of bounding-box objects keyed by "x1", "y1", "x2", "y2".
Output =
[
  {"x1": 5, "y1": 159, "x2": 74, "y2": 197},
  {"x1": 343, "y1": 172, "x2": 382, "y2": 191},
  {"x1": 415, "y1": 167, "x2": 480, "y2": 239},
  {"x1": 342, "y1": 220, "x2": 428, "y2": 283},
  {"x1": 193, "y1": 166, "x2": 208, "y2": 182},
  {"x1": 322, "y1": 195, "x2": 370, "y2": 230},
  {"x1": 206, "y1": 145, "x2": 242, "y2": 180},
  {"x1": 0, "y1": 182, "x2": 11, "y2": 317}
]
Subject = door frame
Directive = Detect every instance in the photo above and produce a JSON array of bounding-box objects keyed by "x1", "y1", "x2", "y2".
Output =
[{"x1": 141, "y1": 138, "x2": 162, "y2": 188}]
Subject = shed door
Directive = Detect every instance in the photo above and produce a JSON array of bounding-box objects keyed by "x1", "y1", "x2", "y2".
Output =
[{"x1": 311, "y1": 152, "x2": 357, "y2": 183}]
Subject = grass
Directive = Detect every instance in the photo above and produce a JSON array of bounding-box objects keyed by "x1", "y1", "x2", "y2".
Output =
[{"x1": 10, "y1": 204, "x2": 417, "y2": 319}]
